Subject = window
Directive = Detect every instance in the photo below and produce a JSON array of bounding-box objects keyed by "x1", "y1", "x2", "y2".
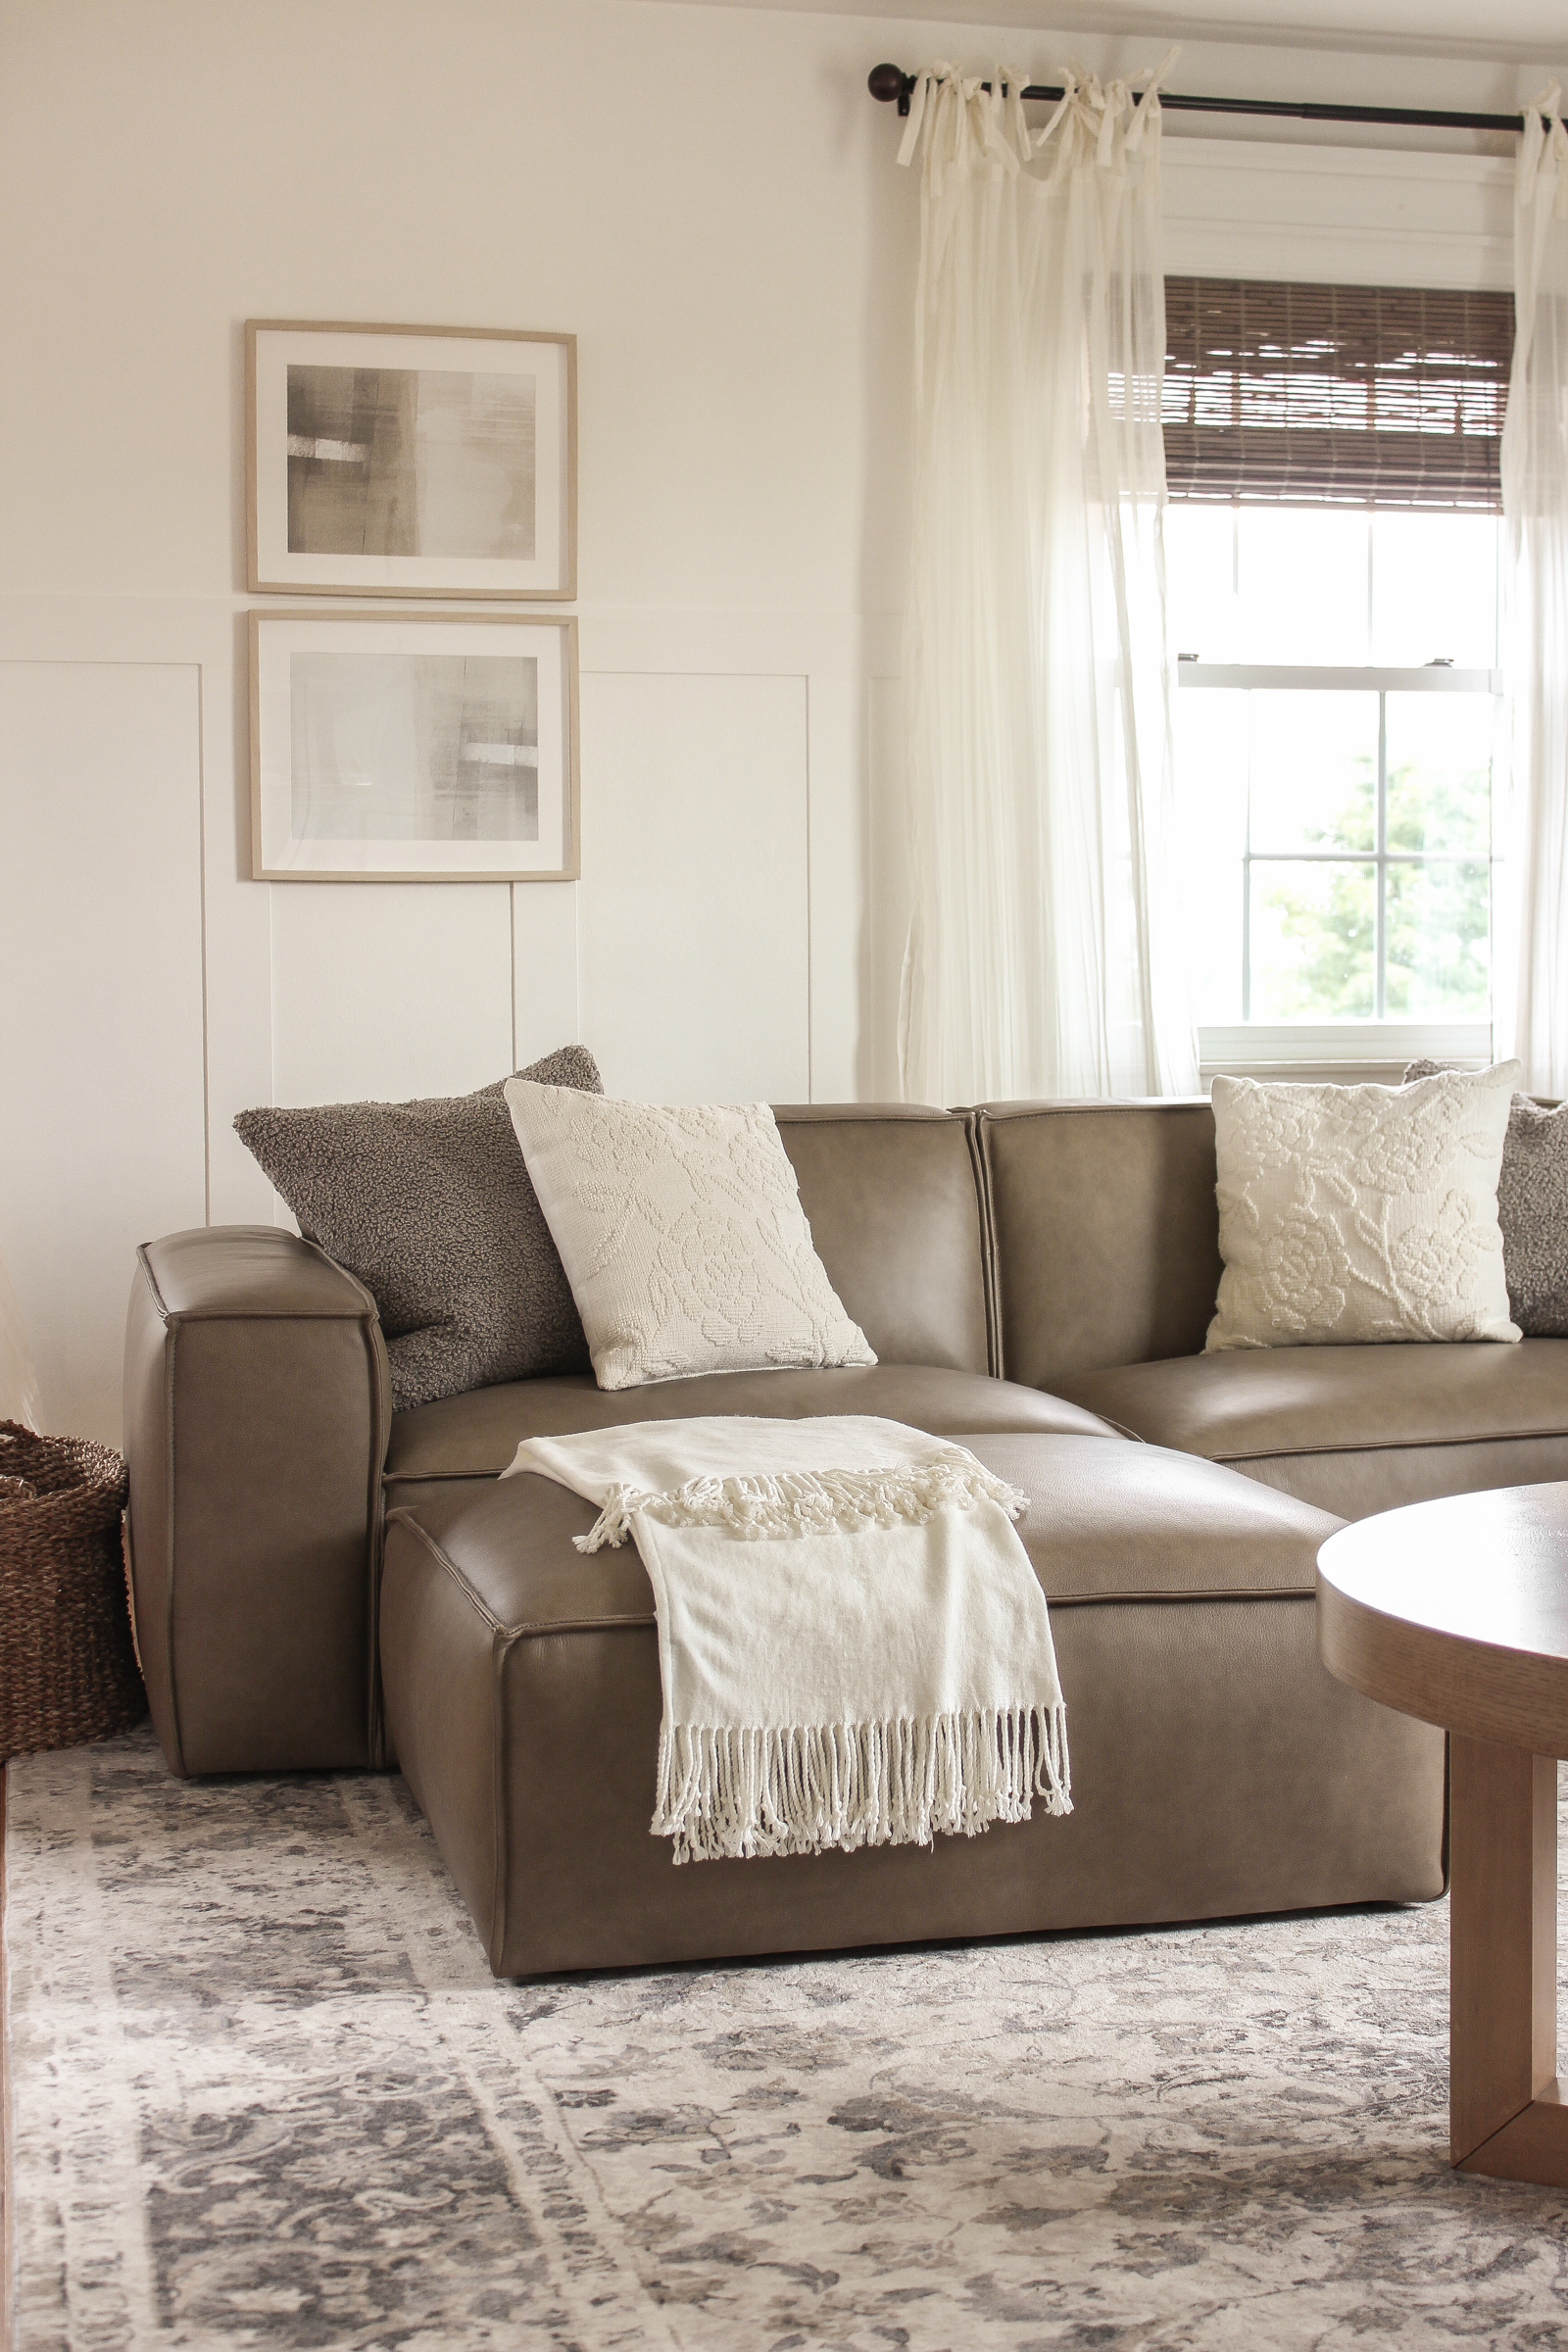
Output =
[{"x1": 1163, "y1": 279, "x2": 1513, "y2": 1077}]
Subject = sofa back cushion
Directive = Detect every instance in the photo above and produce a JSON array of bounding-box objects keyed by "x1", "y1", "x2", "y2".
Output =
[
  {"x1": 979, "y1": 1102, "x2": 1221, "y2": 1390},
  {"x1": 772, "y1": 1105, "x2": 992, "y2": 1373}
]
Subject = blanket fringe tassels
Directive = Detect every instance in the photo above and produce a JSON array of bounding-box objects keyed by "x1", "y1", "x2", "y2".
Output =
[
  {"x1": 574, "y1": 1449, "x2": 1030, "y2": 1553},
  {"x1": 654, "y1": 1704, "x2": 1071, "y2": 1864}
]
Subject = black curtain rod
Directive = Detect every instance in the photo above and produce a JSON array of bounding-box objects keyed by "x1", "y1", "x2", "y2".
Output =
[{"x1": 866, "y1": 62, "x2": 1539, "y2": 136}]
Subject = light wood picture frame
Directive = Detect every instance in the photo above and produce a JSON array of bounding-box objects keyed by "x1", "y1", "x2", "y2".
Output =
[
  {"x1": 247, "y1": 320, "x2": 577, "y2": 599},
  {"x1": 249, "y1": 610, "x2": 580, "y2": 882}
]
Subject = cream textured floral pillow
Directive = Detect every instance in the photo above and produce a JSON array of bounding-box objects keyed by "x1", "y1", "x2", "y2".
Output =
[
  {"x1": 1206, "y1": 1063, "x2": 1523, "y2": 1351},
  {"x1": 504, "y1": 1081, "x2": 877, "y2": 1391}
]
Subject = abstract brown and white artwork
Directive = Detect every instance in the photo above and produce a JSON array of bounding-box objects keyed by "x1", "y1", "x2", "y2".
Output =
[
  {"x1": 249, "y1": 612, "x2": 579, "y2": 880},
  {"x1": 248, "y1": 323, "x2": 575, "y2": 598}
]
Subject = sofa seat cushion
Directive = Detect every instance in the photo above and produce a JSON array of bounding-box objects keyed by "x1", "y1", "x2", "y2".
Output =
[
  {"x1": 383, "y1": 1365, "x2": 1119, "y2": 1488},
  {"x1": 1059, "y1": 1338, "x2": 1568, "y2": 1521},
  {"x1": 387, "y1": 1429, "x2": 1340, "y2": 1619}
]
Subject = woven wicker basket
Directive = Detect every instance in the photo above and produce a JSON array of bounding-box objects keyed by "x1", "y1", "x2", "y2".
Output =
[{"x1": 0, "y1": 1418, "x2": 145, "y2": 1761}]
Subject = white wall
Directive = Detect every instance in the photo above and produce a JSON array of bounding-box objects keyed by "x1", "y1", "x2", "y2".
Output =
[{"x1": 0, "y1": 0, "x2": 1551, "y2": 1440}]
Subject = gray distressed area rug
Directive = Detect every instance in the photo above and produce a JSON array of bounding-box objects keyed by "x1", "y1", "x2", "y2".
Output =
[{"x1": 6, "y1": 1731, "x2": 1568, "y2": 2351}]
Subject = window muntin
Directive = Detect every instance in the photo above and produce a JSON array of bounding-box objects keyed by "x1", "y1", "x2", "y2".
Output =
[{"x1": 1174, "y1": 660, "x2": 1500, "y2": 1032}]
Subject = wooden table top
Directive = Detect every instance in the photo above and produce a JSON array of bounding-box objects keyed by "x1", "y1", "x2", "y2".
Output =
[{"x1": 1317, "y1": 1482, "x2": 1568, "y2": 1757}]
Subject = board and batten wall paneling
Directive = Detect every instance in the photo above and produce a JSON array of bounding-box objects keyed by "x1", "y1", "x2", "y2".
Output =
[
  {"x1": 512, "y1": 881, "x2": 580, "y2": 1072},
  {"x1": 865, "y1": 676, "x2": 912, "y2": 1104},
  {"x1": 805, "y1": 671, "x2": 866, "y2": 1106},
  {"x1": 577, "y1": 673, "x2": 809, "y2": 1104},
  {"x1": 0, "y1": 661, "x2": 207, "y2": 1445},
  {"x1": 267, "y1": 882, "x2": 515, "y2": 1110}
]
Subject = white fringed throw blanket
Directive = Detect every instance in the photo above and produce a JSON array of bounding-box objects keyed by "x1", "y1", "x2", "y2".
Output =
[{"x1": 501, "y1": 1415, "x2": 1070, "y2": 1864}]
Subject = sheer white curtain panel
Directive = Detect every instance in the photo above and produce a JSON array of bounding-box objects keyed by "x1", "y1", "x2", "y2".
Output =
[
  {"x1": 1503, "y1": 85, "x2": 1568, "y2": 1094},
  {"x1": 896, "y1": 61, "x2": 1197, "y2": 1107}
]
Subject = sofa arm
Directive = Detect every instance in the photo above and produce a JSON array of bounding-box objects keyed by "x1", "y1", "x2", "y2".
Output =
[{"x1": 123, "y1": 1225, "x2": 390, "y2": 1776}]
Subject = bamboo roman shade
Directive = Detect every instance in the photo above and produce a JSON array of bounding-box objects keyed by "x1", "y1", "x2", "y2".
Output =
[{"x1": 1162, "y1": 278, "x2": 1515, "y2": 511}]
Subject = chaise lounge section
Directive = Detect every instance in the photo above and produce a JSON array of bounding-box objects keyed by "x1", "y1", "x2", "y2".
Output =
[
  {"x1": 123, "y1": 1094, "x2": 1560, "y2": 1976},
  {"x1": 379, "y1": 1434, "x2": 1436, "y2": 1976}
]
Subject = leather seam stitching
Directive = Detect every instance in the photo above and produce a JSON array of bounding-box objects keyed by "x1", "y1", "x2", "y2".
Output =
[
  {"x1": 154, "y1": 1307, "x2": 379, "y2": 1324},
  {"x1": 382, "y1": 1470, "x2": 500, "y2": 1488},
  {"x1": 980, "y1": 1104, "x2": 1206, "y2": 1126},
  {"x1": 490, "y1": 1630, "x2": 518, "y2": 1970},
  {"x1": 773, "y1": 1109, "x2": 952, "y2": 1126},
  {"x1": 136, "y1": 1243, "x2": 172, "y2": 1328},
  {"x1": 499, "y1": 1612, "x2": 657, "y2": 1638},
  {"x1": 491, "y1": 1592, "x2": 1313, "y2": 1627},
  {"x1": 966, "y1": 1112, "x2": 1003, "y2": 1381},
  {"x1": 1211, "y1": 1432, "x2": 1568, "y2": 1460},
  {"x1": 162, "y1": 1314, "x2": 187, "y2": 1777},
  {"x1": 1051, "y1": 1584, "x2": 1315, "y2": 1605},
  {"x1": 385, "y1": 1512, "x2": 509, "y2": 1636},
  {"x1": 364, "y1": 1317, "x2": 392, "y2": 1769}
]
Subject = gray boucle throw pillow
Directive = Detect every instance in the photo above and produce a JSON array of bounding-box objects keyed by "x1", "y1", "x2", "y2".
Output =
[
  {"x1": 234, "y1": 1045, "x2": 603, "y2": 1411},
  {"x1": 1405, "y1": 1058, "x2": 1568, "y2": 1335}
]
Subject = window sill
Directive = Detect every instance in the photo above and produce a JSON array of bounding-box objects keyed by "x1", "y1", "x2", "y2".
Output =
[{"x1": 1198, "y1": 1021, "x2": 1492, "y2": 1084}]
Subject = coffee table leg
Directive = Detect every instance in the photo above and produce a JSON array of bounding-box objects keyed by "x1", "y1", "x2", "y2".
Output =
[{"x1": 1448, "y1": 1733, "x2": 1568, "y2": 2182}]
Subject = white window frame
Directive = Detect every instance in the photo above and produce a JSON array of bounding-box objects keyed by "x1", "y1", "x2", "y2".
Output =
[
  {"x1": 1181, "y1": 662, "x2": 1503, "y2": 1082},
  {"x1": 1157, "y1": 136, "x2": 1512, "y2": 1084}
]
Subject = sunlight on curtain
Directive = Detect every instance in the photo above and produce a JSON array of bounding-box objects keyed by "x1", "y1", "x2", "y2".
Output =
[
  {"x1": 1502, "y1": 85, "x2": 1568, "y2": 1094},
  {"x1": 896, "y1": 60, "x2": 1198, "y2": 1105}
]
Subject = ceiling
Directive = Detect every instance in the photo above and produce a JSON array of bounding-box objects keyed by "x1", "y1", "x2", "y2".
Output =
[{"x1": 667, "y1": 0, "x2": 1565, "y2": 68}]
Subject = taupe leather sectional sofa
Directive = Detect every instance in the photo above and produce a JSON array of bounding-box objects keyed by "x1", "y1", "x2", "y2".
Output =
[{"x1": 124, "y1": 1100, "x2": 1568, "y2": 1978}]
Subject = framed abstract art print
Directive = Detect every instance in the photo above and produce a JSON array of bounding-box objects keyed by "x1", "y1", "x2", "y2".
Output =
[
  {"x1": 247, "y1": 321, "x2": 576, "y2": 599},
  {"x1": 249, "y1": 611, "x2": 580, "y2": 882}
]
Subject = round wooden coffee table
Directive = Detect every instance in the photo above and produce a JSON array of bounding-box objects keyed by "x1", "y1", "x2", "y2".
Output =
[{"x1": 1318, "y1": 1483, "x2": 1568, "y2": 2188}]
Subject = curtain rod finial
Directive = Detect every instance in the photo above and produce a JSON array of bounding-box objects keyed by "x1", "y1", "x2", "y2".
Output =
[{"x1": 868, "y1": 63, "x2": 913, "y2": 115}]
